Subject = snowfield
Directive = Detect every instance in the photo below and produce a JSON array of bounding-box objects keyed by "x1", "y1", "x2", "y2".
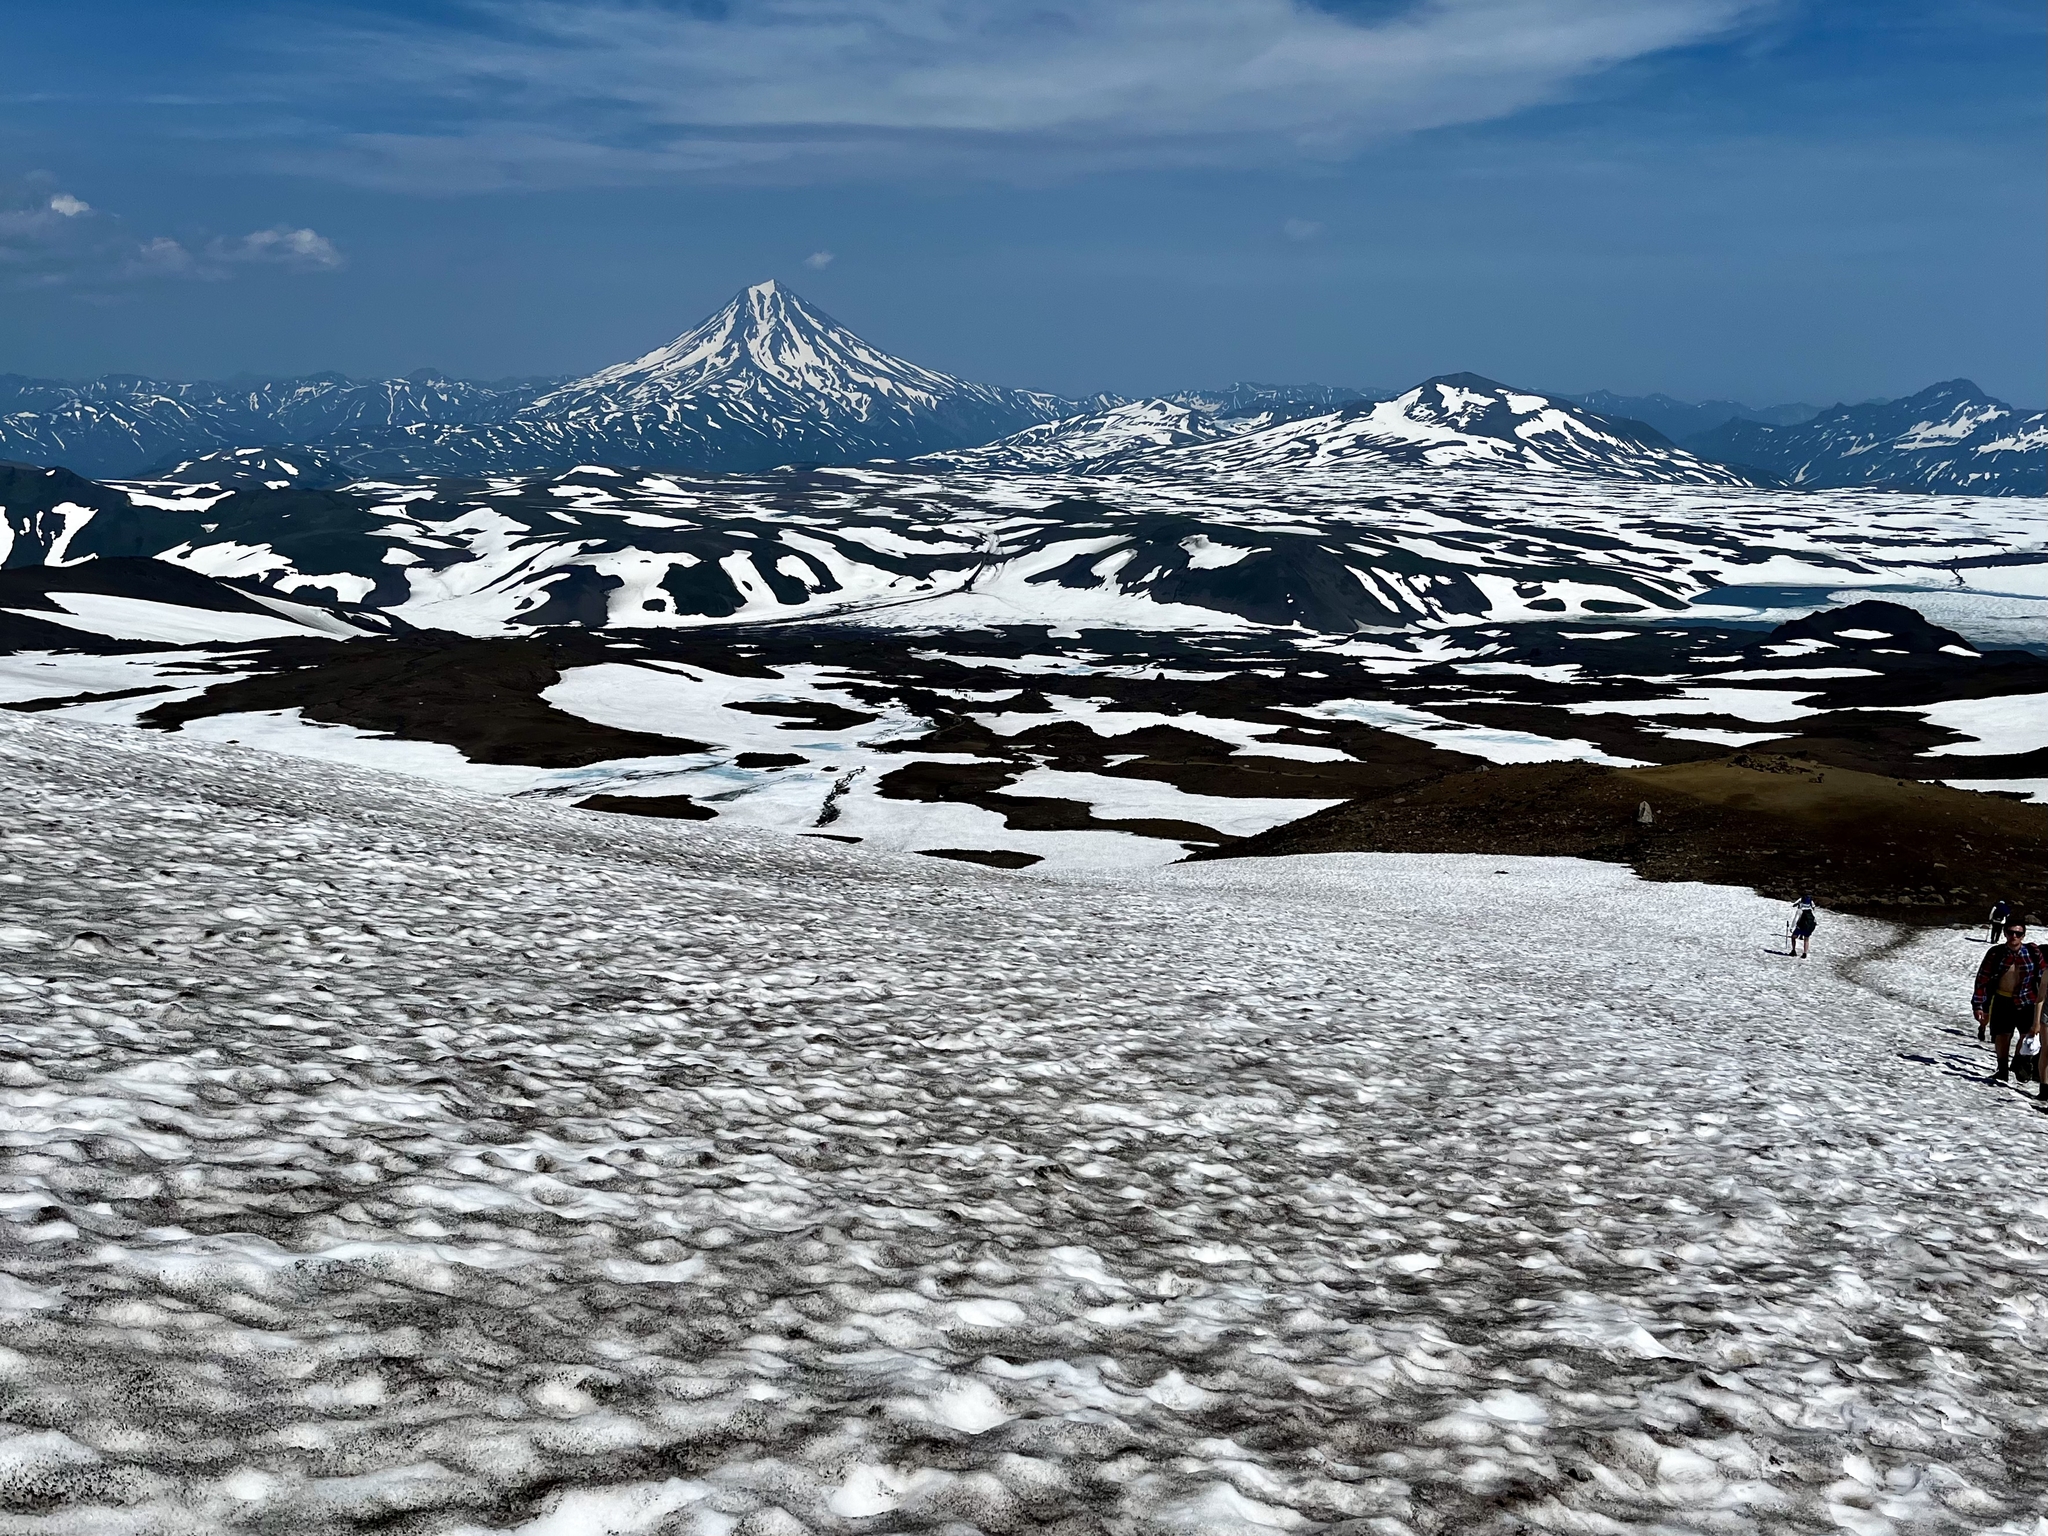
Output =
[{"x1": 0, "y1": 714, "x2": 2043, "y2": 1535}]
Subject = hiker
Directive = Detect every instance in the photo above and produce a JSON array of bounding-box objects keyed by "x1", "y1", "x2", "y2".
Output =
[
  {"x1": 1987, "y1": 898, "x2": 2014, "y2": 945},
  {"x1": 1790, "y1": 894, "x2": 1817, "y2": 958},
  {"x1": 1972, "y1": 918, "x2": 2044, "y2": 1089}
]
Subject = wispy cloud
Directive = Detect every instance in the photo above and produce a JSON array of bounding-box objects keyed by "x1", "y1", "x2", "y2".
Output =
[
  {"x1": 273, "y1": 0, "x2": 1767, "y2": 189},
  {"x1": 216, "y1": 226, "x2": 346, "y2": 269},
  {"x1": 1282, "y1": 217, "x2": 1324, "y2": 241},
  {"x1": 804, "y1": 250, "x2": 835, "y2": 269},
  {"x1": 0, "y1": 176, "x2": 345, "y2": 289}
]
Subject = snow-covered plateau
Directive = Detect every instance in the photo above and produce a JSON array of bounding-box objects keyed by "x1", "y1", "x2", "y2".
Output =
[
  {"x1": 0, "y1": 712, "x2": 2043, "y2": 1535},
  {"x1": 6, "y1": 438, "x2": 2043, "y2": 641}
]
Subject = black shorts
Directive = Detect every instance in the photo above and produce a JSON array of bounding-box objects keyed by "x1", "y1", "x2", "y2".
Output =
[
  {"x1": 1988, "y1": 995, "x2": 2037, "y2": 1036},
  {"x1": 1793, "y1": 912, "x2": 1816, "y2": 937}
]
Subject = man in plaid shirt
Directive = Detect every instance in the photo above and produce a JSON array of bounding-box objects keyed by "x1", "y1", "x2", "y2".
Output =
[{"x1": 1973, "y1": 917, "x2": 2044, "y2": 1090}]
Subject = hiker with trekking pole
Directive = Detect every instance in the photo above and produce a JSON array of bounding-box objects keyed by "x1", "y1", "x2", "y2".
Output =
[{"x1": 1972, "y1": 916, "x2": 2044, "y2": 1091}]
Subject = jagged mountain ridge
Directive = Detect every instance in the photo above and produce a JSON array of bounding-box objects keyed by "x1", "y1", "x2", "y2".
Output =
[
  {"x1": 1683, "y1": 380, "x2": 2045, "y2": 496},
  {"x1": 0, "y1": 371, "x2": 547, "y2": 480}
]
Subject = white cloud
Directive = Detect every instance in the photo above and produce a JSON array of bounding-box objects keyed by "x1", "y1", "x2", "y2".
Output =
[
  {"x1": 804, "y1": 250, "x2": 835, "y2": 269},
  {"x1": 130, "y1": 236, "x2": 196, "y2": 275},
  {"x1": 0, "y1": 177, "x2": 344, "y2": 288},
  {"x1": 1282, "y1": 218, "x2": 1323, "y2": 241},
  {"x1": 214, "y1": 226, "x2": 346, "y2": 269},
  {"x1": 280, "y1": 0, "x2": 1767, "y2": 188}
]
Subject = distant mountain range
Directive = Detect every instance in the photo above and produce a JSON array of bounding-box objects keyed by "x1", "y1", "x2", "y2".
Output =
[
  {"x1": 0, "y1": 370, "x2": 546, "y2": 481},
  {"x1": 1169, "y1": 382, "x2": 1380, "y2": 421},
  {"x1": 924, "y1": 375, "x2": 1760, "y2": 485},
  {"x1": 1162, "y1": 374, "x2": 1762, "y2": 485},
  {"x1": 307, "y1": 280, "x2": 1080, "y2": 479},
  {"x1": 5, "y1": 372, "x2": 2036, "y2": 646},
  {"x1": 1565, "y1": 391, "x2": 1823, "y2": 442},
  {"x1": 0, "y1": 282, "x2": 2039, "y2": 494},
  {"x1": 1680, "y1": 380, "x2": 2046, "y2": 497},
  {"x1": 0, "y1": 282, "x2": 1079, "y2": 482}
]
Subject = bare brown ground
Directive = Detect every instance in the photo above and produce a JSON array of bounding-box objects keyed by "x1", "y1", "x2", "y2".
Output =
[{"x1": 1207, "y1": 753, "x2": 2048, "y2": 920}]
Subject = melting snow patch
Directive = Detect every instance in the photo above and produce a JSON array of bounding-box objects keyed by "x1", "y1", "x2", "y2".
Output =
[
  {"x1": 1942, "y1": 777, "x2": 2048, "y2": 802},
  {"x1": 1568, "y1": 686, "x2": 1821, "y2": 725},
  {"x1": 2, "y1": 593, "x2": 320, "y2": 645},
  {"x1": 1180, "y1": 534, "x2": 1262, "y2": 569},
  {"x1": 994, "y1": 768, "x2": 1338, "y2": 837},
  {"x1": 1890, "y1": 692, "x2": 2048, "y2": 757},
  {"x1": 1284, "y1": 698, "x2": 1649, "y2": 766}
]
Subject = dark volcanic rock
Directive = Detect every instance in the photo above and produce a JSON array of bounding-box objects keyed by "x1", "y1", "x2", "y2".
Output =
[
  {"x1": 916, "y1": 848, "x2": 1044, "y2": 869},
  {"x1": 4, "y1": 609, "x2": 2037, "y2": 869},
  {"x1": 1768, "y1": 599, "x2": 1973, "y2": 655},
  {"x1": 140, "y1": 636, "x2": 707, "y2": 768},
  {"x1": 0, "y1": 462, "x2": 135, "y2": 539},
  {"x1": 724, "y1": 699, "x2": 879, "y2": 730},
  {"x1": 0, "y1": 554, "x2": 297, "y2": 616},
  {"x1": 574, "y1": 793, "x2": 716, "y2": 821}
]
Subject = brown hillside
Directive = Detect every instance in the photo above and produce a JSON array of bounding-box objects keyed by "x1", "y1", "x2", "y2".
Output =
[{"x1": 1207, "y1": 753, "x2": 2048, "y2": 919}]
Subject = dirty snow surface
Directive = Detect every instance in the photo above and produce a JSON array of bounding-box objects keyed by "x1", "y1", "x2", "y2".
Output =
[{"x1": 1, "y1": 713, "x2": 2044, "y2": 1536}]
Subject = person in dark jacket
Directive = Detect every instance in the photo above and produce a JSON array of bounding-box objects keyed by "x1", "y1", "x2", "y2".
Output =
[
  {"x1": 1972, "y1": 919, "x2": 2044, "y2": 1089},
  {"x1": 1987, "y1": 898, "x2": 2014, "y2": 945},
  {"x1": 1790, "y1": 894, "x2": 1817, "y2": 958}
]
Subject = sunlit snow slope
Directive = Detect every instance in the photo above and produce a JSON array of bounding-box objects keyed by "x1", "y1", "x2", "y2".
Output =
[{"x1": 0, "y1": 713, "x2": 2042, "y2": 1534}]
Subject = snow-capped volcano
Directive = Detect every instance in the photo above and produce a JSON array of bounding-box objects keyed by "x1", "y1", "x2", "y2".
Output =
[
  {"x1": 1, "y1": 283, "x2": 1082, "y2": 482},
  {"x1": 244, "y1": 282, "x2": 1079, "y2": 480},
  {"x1": 535, "y1": 279, "x2": 994, "y2": 421}
]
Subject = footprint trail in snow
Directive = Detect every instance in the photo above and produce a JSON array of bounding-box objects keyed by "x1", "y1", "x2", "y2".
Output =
[{"x1": 0, "y1": 713, "x2": 2042, "y2": 1534}]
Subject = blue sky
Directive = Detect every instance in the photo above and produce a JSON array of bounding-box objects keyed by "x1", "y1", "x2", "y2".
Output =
[{"x1": 2, "y1": 0, "x2": 2041, "y2": 405}]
